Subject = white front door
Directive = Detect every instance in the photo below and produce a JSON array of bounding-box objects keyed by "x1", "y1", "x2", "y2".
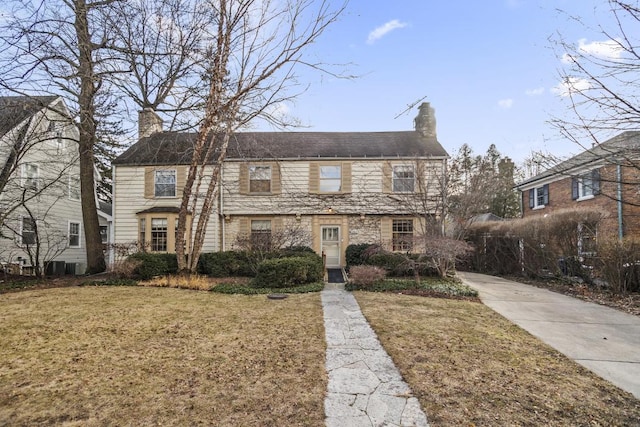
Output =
[{"x1": 321, "y1": 226, "x2": 341, "y2": 268}]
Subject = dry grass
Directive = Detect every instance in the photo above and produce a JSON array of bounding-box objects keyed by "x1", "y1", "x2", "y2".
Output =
[
  {"x1": 0, "y1": 287, "x2": 326, "y2": 426},
  {"x1": 136, "y1": 274, "x2": 251, "y2": 290},
  {"x1": 354, "y1": 292, "x2": 640, "y2": 427}
]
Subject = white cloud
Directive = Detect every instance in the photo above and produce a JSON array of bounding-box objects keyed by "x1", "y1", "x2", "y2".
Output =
[
  {"x1": 563, "y1": 38, "x2": 624, "y2": 63},
  {"x1": 498, "y1": 99, "x2": 514, "y2": 109},
  {"x1": 367, "y1": 20, "x2": 408, "y2": 44},
  {"x1": 551, "y1": 77, "x2": 591, "y2": 97},
  {"x1": 525, "y1": 87, "x2": 544, "y2": 96}
]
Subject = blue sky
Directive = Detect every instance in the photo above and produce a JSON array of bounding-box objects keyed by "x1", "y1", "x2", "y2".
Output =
[{"x1": 255, "y1": 0, "x2": 620, "y2": 163}]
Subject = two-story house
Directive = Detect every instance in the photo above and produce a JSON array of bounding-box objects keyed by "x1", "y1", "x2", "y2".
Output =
[
  {"x1": 0, "y1": 95, "x2": 106, "y2": 275},
  {"x1": 516, "y1": 131, "x2": 640, "y2": 246},
  {"x1": 112, "y1": 103, "x2": 449, "y2": 269}
]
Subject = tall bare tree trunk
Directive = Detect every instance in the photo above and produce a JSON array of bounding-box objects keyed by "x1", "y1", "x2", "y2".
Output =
[{"x1": 75, "y1": 0, "x2": 106, "y2": 274}]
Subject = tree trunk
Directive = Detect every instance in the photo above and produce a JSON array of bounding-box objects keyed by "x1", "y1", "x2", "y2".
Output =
[{"x1": 75, "y1": 0, "x2": 105, "y2": 274}]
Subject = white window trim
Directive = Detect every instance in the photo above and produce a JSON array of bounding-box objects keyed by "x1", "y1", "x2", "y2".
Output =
[
  {"x1": 532, "y1": 186, "x2": 546, "y2": 209},
  {"x1": 68, "y1": 221, "x2": 81, "y2": 248},
  {"x1": 154, "y1": 169, "x2": 177, "y2": 198},
  {"x1": 319, "y1": 165, "x2": 342, "y2": 193},
  {"x1": 20, "y1": 216, "x2": 36, "y2": 246},
  {"x1": 68, "y1": 174, "x2": 80, "y2": 201},
  {"x1": 392, "y1": 165, "x2": 416, "y2": 193},
  {"x1": 21, "y1": 163, "x2": 40, "y2": 191},
  {"x1": 249, "y1": 165, "x2": 272, "y2": 193},
  {"x1": 577, "y1": 176, "x2": 595, "y2": 201}
]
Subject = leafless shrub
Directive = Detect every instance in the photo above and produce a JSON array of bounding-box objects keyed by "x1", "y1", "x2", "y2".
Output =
[
  {"x1": 597, "y1": 238, "x2": 640, "y2": 294},
  {"x1": 416, "y1": 236, "x2": 474, "y2": 278},
  {"x1": 348, "y1": 265, "x2": 386, "y2": 287},
  {"x1": 466, "y1": 207, "x2": 606, "y2": 278}
]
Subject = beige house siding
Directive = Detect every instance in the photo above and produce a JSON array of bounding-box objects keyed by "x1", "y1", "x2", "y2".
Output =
[
  {"x1": 113, "y1": 165, "x2": 219, "y2": 253},
  {"x1": 0, "y1": 99, "x2": 87, "y2": 269}
]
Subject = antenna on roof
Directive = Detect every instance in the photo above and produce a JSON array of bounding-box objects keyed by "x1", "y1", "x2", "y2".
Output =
[{"x1": 393, "y1": 95, "x2": 428, "y2": 120}]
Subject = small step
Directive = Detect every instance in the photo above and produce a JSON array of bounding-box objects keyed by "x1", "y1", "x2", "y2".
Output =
[{"x1": 326, "y1": 268, "x2": 345, "y2": 283}]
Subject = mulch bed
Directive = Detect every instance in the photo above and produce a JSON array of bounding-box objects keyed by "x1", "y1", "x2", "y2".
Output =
[{"x1": 394, "y1": 288, "x2": 481, "y2": 302}]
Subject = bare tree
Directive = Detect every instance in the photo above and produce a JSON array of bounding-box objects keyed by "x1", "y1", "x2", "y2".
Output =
[
  {"x1": 0, "y1": 0, "x2": 129, "y2": 273},
  {"x1": 107, "y1": 0, "x2": 210, "y2": 131},
  {"x1": 175, "y1": 0, "x2": 348, "y2": 273},
  {"x1": 551, "y1": 1, "x2": 640, "y2": 146}
]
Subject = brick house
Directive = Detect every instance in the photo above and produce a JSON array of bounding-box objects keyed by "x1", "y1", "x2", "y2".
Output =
[
  {"x1": 515, "y1": 131, "x2": 640, "y2": 249},
  {"x1": 112, "y1": 103, "x2": 449, "y2": 269}
]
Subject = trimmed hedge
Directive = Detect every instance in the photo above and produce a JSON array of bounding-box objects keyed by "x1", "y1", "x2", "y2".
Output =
[
  {"x1": 252, "y1": 253, "x2": 323, "y2": 288},
  {"x1": 128, "y1": 253, "x2": 178, "y2": 280},
  {"x1": 346, "y1": 277, "x2": 478, "y2": 297},
  {"x1": 346, "y1": 243, "x2": 374, "y2": 270},
  {"x1": 197, "y1": 251, "x2": 254, "y2": 277}
]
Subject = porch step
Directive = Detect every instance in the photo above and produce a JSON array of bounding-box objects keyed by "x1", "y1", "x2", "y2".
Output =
[{"x1": 327, "y1": 268, "x2": 345, "y2": 284}]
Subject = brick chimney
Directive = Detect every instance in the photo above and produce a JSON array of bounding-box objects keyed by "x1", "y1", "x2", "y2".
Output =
[
  {"x1": 138, "y1": 108, "x2": 163, "y2": 139},
  {"x1": 414, "y1": 102, "x2": 436, "y2": 138}
]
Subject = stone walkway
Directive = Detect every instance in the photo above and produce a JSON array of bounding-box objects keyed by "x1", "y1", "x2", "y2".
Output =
[{"x1": 321, "y1": 283, "x2": 429, "y2": 427}]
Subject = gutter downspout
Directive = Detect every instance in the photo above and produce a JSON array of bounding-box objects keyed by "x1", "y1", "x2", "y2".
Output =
[
  {"x1": 617, "y1": 163, "x2": 624, "y2": 241},
  {"x1": 220, "y1": 164, "x2": 225, "y2": 251},
  {"x1": 110, "y1": 165, "x2": 116, "y2": 267}
]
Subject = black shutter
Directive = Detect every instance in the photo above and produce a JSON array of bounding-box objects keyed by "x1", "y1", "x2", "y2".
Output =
[
  {"x1": 592, "y1": 169, "x2": 601, "y2": 195},
  {"x1": 571, "y1": 178, "x2": 579, "y2": 200},
  {"x1": 543, "y1": 184, "x2": 549, "y2": 205},
  {"x1": 529, "y1": 189, "x2": 534, "y2": 209}
]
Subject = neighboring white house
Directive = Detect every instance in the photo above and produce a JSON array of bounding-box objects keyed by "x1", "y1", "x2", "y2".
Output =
[
  {"x1": 0, "y1": 95, "x2": 109, "y2": 275},
  {"x1": 112, "y1": 103, "x2": 449, "y2": 269}
]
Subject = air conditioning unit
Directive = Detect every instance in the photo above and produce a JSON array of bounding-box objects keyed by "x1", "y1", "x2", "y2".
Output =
[
  {"x1": 64, "y1": 262, "x2": 86, "y2": 275},
  {"x1": 46, "y1": 261, "x2": 66, "y2": 276}
]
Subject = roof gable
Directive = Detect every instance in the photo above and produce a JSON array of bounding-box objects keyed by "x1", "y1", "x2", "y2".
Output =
[
  {"x1": 517, "y1": 131, "x2": 640, "y2": 188},
  {"x1": 0, "y1": 95, "x2": 59, "y2": 138}
]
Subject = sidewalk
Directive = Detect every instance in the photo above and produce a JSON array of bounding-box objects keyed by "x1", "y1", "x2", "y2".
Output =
[
  {"x1": 458, "y1": 272, "x2": 640, "y2": 399},
  {"x1": 321, "y1": 283, "x2": 429, "y2": 427}
]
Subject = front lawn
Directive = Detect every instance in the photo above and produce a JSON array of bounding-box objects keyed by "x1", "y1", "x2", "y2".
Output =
[
  {"x1": 354, "y1": 291, "x2": 640, "y2": 426},
  {"x1": 0, "y1": 287, "x2": 326, "y2": 426}
]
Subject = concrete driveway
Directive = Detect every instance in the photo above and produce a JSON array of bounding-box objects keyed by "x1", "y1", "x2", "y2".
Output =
[{"x1": 458, "y1": 272, "x2": 640, "y2": 399}]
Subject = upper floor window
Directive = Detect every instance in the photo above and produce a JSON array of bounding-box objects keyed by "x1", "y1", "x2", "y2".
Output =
[
  {"x1": 21, "y1": 163, "x2": 39, "y2": 191},
  {"x1": 68, "y1": 222, "x2": 81, "y2": 248},
  {"x1": 21, "y1": 217, "x2": 36, "y2": 246},
  {"x1": 392, "y1": 219, "x2": 413, "y2": 252},
  {"x1": 249, "y1": 166, "x2": 271, "y2": 193},
  {"x1": 393, "y1": 165, "x2": 415, "y2": 192},
  {"x1": 572, "y1": 170, "x2": 600, "y2": 200},
  {"x1": 69, "y1": 174, "x2": 80, "y2": 200},
  {"x1": 320, "y1": 165, "x2": 341, "y2": 192},
  {"x1": 155, "y1": 170, "x2": 176, "y2": 197},
  {"x1": 528, "y1": 184, "x2": 549, "y2": 209}
]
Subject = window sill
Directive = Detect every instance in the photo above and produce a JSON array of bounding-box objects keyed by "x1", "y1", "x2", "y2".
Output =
[
  {"x1": 577, "y1": 195, "x2": 595, "y2": 202},
  {"x1": 532, "y1": 205, "x2": 546, "y2": 210}
]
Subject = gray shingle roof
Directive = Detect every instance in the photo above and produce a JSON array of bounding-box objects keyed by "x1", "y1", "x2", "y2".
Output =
[
  {"x1": 517, "y1": 131, "x2": 640, "y2": 188},
  {"x1": 113, "y1": 130, "x2": 449, "y2": 166},
  {"x1": 0, "y1": 96, "x2": 58, "y2": 137}
]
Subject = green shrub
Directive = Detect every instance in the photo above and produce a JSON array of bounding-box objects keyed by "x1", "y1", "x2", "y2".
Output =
[
  {"x1": 346, "y1": 277, "x2": 478, "y2": 297},
  {"x1": 367, "y1": 252, "x2": 412, "y2": 276},
  {"x1": 197, "y1": 251, "x2": 253, "y2": 277},
  {"x1": 211, "y1": 282, "x2": 323, "y2": 294},
  {"x1": 82, "y1": 278, "x2": 138, "y2": 287},
  {"x1": 346, "y1": 243, "x2": 375, "y2": 269},
  {"x1": 252, "y1": 254, "x2": 323, "y2": 288},
  {"x1": 128, "y1": 253, "x2": 178, "y2": 280}
]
